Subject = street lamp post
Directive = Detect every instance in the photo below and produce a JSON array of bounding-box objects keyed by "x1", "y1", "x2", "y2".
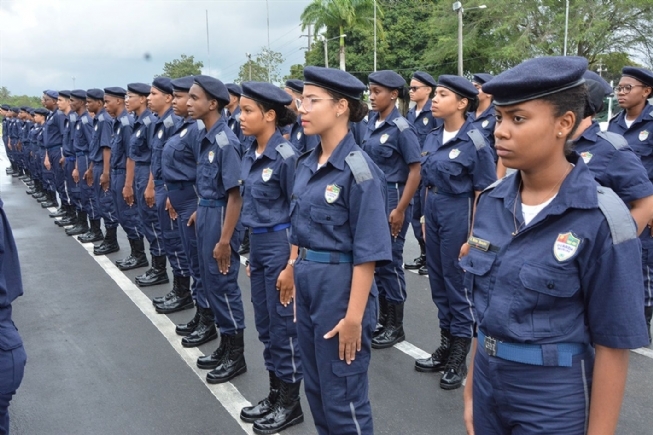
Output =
[
  {"x1": 319, "y1": 34, "x2": 347, "y2": 68},
  {"x1": 563, "y1": 0, "x2": 569, "y2": 56},
  {"x1": 453, "y1": 2, "x2": 487, "y2": 76},
  {"x1": 246, "y1": 53, "x2": 252, "y2": 81},
  {"x1": 374, "y1": 0, "x2": 377, "y2": 72},
  {"x1": 262, "y1": 49, "x2": 271, "y2": 83}
]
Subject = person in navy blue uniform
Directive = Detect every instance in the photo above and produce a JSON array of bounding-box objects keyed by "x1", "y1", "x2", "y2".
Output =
[
  {"x1": 469, "y1": 73, "x2": 496, "y2": 154},
  {"x1": 362, "y1": 70, "x2": 422, "y2": 349},
  {"x1": 414, "y1": 75, "x2": 496, "y2": 390},
  {"x1": 0, "y1": 198, "x2": 27, "y2": 435},
  {"x1": 1, "y1": 105, "x2": 14, "y2": 175},
  {"x1": 291, "y1": 66, "x2": 392, "y2": 435},
  {"x1": 27, "y1": 109, "x2": 46, "y2": 199},
  {"x1": 461, "y1": 55, "x2": 649, "y2": 435},
  {"x1": 607, "y1": 66, "x2": 653, "y2": 341},
  {"x1": 47, "y1": 91, "x2": 74, "y2": 221},
  {"x1": 284, "y1": 79, "x2": 319, "y2": 154},
  {"x1": 405, "y1": 71, "x2": 439, "y2": 275},
  {"x1": 41, "y1": 90, "x2": 67, "y2": 209},
  {"x1": 159, "y1": 76, "x2": 216, "y2": 346},
  {"x1": 103, "y1": 87, "x2": 146, "y2": 270},
  {"x1": 187, "y1": 75, "x2": 248, "y2": 385},
  {"x1": 84, "y1": 88, "x2": 120, "y2": 254},
  {"x1": 236, "y1": 82, "x2": 304, "y2": 434}
]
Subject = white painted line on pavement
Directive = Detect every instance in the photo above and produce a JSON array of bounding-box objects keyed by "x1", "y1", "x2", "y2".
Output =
[
  {"x1": 632, "y1": 347, "x2": 653, "y2": 359},
  {"x1": 70, "y1": 233, "x2": 271, "y2": 435}
]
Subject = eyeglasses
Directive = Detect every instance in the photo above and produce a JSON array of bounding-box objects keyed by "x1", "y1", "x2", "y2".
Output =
[
  {"x1": 297, "y1": 97, "x2": 335, "y2": 112},
  {"x1": 409, "y1": 86, "x2": 428, "y2": 92},
  {"x1": 614, "y1": 84, "x2": 649, "y2": 94}
]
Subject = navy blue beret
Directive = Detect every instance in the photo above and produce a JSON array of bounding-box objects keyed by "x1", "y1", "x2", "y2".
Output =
[
  {"x1": 472, "y1": 73, "x2": 494, "y2": 86},
  {"x1": 104, "y1": 87, "x2": 126, "y2": 98},
  {"x1": 483, "y1": 56, "x2": 587, "y2": 106},
  {"x1": 1, "y1": 104, "x2": 9, "y2": 110},
  {"x1": 412, "y1": 71, "x2": 437, "y2": 88},
  {"x1": 71, "y1": 89, "x2": 87, "y2": 100},
  {"x1": 58, "y1": 90, "x2": 71, "y2": 99},
  {"x1": 241, "y1": 82, "x2": 292, "y2": 107},
  {"x1": 285, "y1": 79, "x2": 304, "y2": 94},
  {"x1": 171, "y1": 76, "x2": 194, "y2": 92},
  {"x1": 44, "y1": 90, "x2": 59, "y2": 99},
  {"x1": 226, "y1": 83, "x2": 242, "y2": 97},
  {"x1": 193, "y1": 75, "x2": 230, "y2": 104},
  {"x1": 303, "y1": 66, "x2": 366, "y2": 100},
  {"x1": 10, "y1": 107, "x2": 19, "y2": 113},
  {"x1": 87, "y1": 88, "x2": 105, "y2": 100},
  {"x1": 582, "y1": 70, "x2": 612, "y2": 96},
  {"x1": 34, "y1": 108, "x2": 49, "y2": 116},
  {"x1": 369, "y1": 70, "x2": 406, "y2": 90},
  {"x1": 19, "y1": 106, "x2": 29, "y2": 112},
  {"x1": 152, "y1": 77, "x2": 173, "y2": 95},
  {"x1": 437, "y1": 75, "x2": 478, "y2": 100},
  {"x1": 28, "y1": 109, "x2": 35, "y2": 116},
  {"x1": 127, "y1": 83, "x2": 151, "y2": 96},
  {"x1": 622, "y1": 66, "x2": 653, "y2": 88},
  {"x1": 585, "y1": 79, "x2": 606, "y2": 116}
]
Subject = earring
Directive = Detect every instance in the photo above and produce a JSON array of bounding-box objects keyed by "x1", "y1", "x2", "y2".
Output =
[
  {"x1": 557, "y1": 132, "x2": 562, "y2": 137},
  {"x1": 336, "y1": 112, "x2": 341, "y2": 118}
]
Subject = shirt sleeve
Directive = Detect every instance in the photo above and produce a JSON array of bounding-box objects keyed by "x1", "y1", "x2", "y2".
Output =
[
  {"x1": 605, "y1": 147, "x2": 653, "y2": 203},
  {"x1": 472, "y1": 144, "x2": 497, "y2": 191},
  {"x1": 397, "y1": 126, "x2": 422, "y2": 165},
  {"x1": 220, "y1": 141, "x2": 242, "y2": 192}
]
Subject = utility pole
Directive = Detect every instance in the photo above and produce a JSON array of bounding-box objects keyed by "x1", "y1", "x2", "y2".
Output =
[
  {"x1": 300, "y1": 24, "x2": 312, "y2": 52},
  {"x1": 563, "y1": 0, "x2": 569, "y2": 56},
  {"x1": 72, "y1": 76, "x2": 76, "y2": 88},
  {"x1": 246, "y1": 53, "x2": 252, "y2": 81},
  {"x1": 206, "y1": 10, "x2": 211, "y2": 74},
  {"x1": 374, "y1": 0, "x2": 377, "y2": 72}
]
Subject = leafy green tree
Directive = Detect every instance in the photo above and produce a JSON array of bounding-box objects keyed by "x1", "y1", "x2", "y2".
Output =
[
  {"x1": 157, "y1": 54, "x2": 203, "y2": 79},
  {"x1": 235, "y1": 48, "x2": 284, "y2": 84},
  {"x1": 284, "y1": 64, "x2": 305, "y2": 82},
  {"x1": 0, "y1": 88, "x2": 43, "y2": 110},
  {"x1": 301, "y1": 0, "x2": 382, "y2": 71}
]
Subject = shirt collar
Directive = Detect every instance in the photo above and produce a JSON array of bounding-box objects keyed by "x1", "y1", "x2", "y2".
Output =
[
  {"x1": 202, "y1": 116, "x2": 228, "y2": 144},
  {"x1": 574, "y1": 120, "x2": 600, "y2": 144},
  {"x1": 302, "y1": 131, "x2": 356, "y2": 172}
]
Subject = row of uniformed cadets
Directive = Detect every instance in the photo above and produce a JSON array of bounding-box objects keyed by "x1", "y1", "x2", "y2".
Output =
[{"x1": 2, "y1": 59, "x2": 653, "y2": 435}]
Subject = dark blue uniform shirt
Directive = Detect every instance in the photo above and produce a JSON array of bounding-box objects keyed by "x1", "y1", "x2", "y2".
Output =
[
  {"x1": 90, "y1": 109, "x2": 113, "y2": 163},
  {"x1": 151, "y1": 108, "x2": 181, "y2": 180},
  {"x1": 469, "y1": 103, "x2": 496, "y2": 151},
  {"x1": 128, "y1": 109, "x2": 157, "y2": 164},
  {"x1": 362, "y1": 107, "x2": 422, "y2": 184},
  {"x1": 110, "y1": 110, "x2": 133, "y2": 170},
  {"x1": 289, "y1": 116, "x2": 319, "y2": 154},
  {"x1": 161, "y1": 119, "x2": 202, "y2": 183},
  {"x1": 406, "y1": 100, "x2": 440, "y2": 147},
  {"x1": 73, "y1": 111, "x2": 94, "y2": 155},
  {"x1": 240, "y1": 130, "x2": 297, "y2": 228},
  {"x1": 608, "y1": 103, "x2": 653, "y2": 182},
  {"x1": 43, "y1": 109, "x2": 66, "y2": 147},
  {"x1": 461, "y1": 155, "x2": 649, "y2": 349}
]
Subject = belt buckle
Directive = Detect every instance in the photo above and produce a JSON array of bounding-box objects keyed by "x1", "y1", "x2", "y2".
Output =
[{"x1": 484, "y1": 336, "x2": 497, "y2": 357}]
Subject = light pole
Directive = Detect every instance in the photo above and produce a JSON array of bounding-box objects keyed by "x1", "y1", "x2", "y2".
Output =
[
  {"x1": 563, "y1": 0, "x2": 569, "y2": 56},
  {"x1": 72, "y1": 76, "x2": 76, "y2": 88},
  {"x1": 262, "y1": 49, "x2": 271, "y2": 83},
  {"x1": 319, "y1": 34, "x2": 347, "y2": 68},
  {"x1": 246, "y1": 53, "x2": 252, "y2": 81},
  {"x1": 374, "y1": 0, "x2": 377, "y2": 72},
  {"x1": 453, "y1": 3, "x2": 486, "y2": 76}
]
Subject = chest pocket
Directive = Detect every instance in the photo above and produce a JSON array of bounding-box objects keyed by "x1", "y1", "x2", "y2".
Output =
[
  {"x1": 434, "y1": 160, "x2": 468, "y2": 193},
  {"x1": 250, "y1": 183, "x2": 282, "y2": 224},
  {"x1": 510, "y1": 262, "x2": 582, "y2": 338},
  {"x1": 373, "y1": 144, "x2": 394, "y2": 160},
  {"x1": 309, "y1": 204, "x2": 349, "y2": 249},
  {"x1": 169, "y1": 139, "x2": 186, "y2": 151},
  {"x1": 460, "y1": 248, "x2": 496, "y2": 316}
]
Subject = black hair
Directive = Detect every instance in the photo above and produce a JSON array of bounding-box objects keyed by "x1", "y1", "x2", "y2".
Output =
[
  {"x1": 324, "y1": 88, "x2": 368, "y2": 123},
  {"x1": 539, "y1": 83, "x2": 587, "y2": 154},
  {"x1": 217, "y1": 100, "x2": 227, "y2": 113},
  {"x1": 583, "y1": 98, "x2": 604, "y2": 119},
  {"x1": 256, "y1": 101, "x2": 297, "y2": 127},
  {"x1": 454, "y1": 93, "x2": 480, "y2": 116}
]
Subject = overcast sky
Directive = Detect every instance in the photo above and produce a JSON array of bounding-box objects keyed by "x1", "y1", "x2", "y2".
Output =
[{"x1": 0, "y1": 0, "x2": 315, "y2": 97}]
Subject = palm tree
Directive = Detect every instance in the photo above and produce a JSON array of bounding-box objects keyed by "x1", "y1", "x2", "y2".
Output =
[{"x1": 301, "y1": 0, "x2": 381, "y2": 71}]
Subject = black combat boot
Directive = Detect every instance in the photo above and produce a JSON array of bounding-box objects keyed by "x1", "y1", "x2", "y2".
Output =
[
  {"x1": 49, "y1": 203, "x2": 68, "y2": 218},
  {"x1": 181, "y1": 306, "x2": 217, "y2": 347},
  {"x1": 418, "y1": 265, "x2": 428, "y2": 275},
  {"x1": 415, "y1": 329, "x2": 451, "y2": 372},
  {"x1": 154, "y1": 276, "x2": 194, "y2": 314},
  {"x1": 135, "y1": 255, "x2": 169, "y2": 287},
  {"x1": 115, "y1": 238, "x2": 148, "y2": 271},
  {"x1": 55, "y1": 206, "x2": 78, "y2": 227},
  {"x1": 152, "y1": 288, "x2": 176, "y2": 306},
  {"x1": 440, "y1": 336, "x2": 471, "y2": 390},
  {"x1": 26, "y1": 180, "x2": 39, "y2": 195},
  {"x1": 94, "y1": 227, "x2": 120, "y2": 255},
  {"x1": 374, "y1": 295, "x2": 388, "y2": 337},
  {"x1": 252, "y1": 380, "x2": 304, "y2": 434},
  {"x1": 175, "y1": 305, "x2": 201, "y2": 336},
  {"x1": 645, "y1": 306, "x2": 653, "y2": 344},
  {"x1": 372, "y1": 301, "x2": 406, "y2": 349},
  {"x1": 77, "y1": 219, "x2": 103, "y2": 243},
  {"x1": 196, "y1": 335, "x2": 228, "y2": 370},
  {"x1": 206, "y1": 330, "x2": 247, "y2": 384},
  {"x1": 41, "y1": 190, "x2": 58, "y2": 208},
  {"x1": 240, "y1": 371, "x2": 280, "y2": 423},
  {"x1": 65, "y1": 211, "x2": 89, "y2": 236}
]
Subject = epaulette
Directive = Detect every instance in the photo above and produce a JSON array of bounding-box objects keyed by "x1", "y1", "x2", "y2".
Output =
[
  {"x1": 596, "y1": 186, "x2": 636, "y2": 244},
  {"x1": 163, "y1": 115, "x2": 175, "y2": 129},
  {"x1": 393, "y1": 117, "x2": 410, "y2": 132},
  {"x1": 69, "y1": 113, "x2": 78, "y2": 123},
  {"x1": 467, "y1": 129, "x2": 486, "y2": 150},
  {"x1": 597, "y1": 131, "x2": 628, "y2": 150},
  {"x1": 81, "y1": 115, "x2": 89, "y2": 124},
  {"x1": 344, "y1": 151, "x2": 374, "y2": 184},
  {"x1": 482, "y1": 177, "x2": 505, "y2": 193},
  {"x1": 120, "y1": 116, "x2": 130, "y2": 127},
  {"x1": 98, "y1": 113, "x2": 105, "y2": 122},
  {"x1": 143, "y1": 116, "x2": 152, "y2": 127},
  {"x1": 275, "y1": 142, "x2": 295, "y2": 160},
  {"x1": 216, "y1": 131, "x2": 229, "y2": 148},
  {"x1": 196, "y1": 119, "x2": 205, "y2": 131}
]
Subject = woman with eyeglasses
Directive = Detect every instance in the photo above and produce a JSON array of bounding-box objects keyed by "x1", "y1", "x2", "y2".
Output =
[
  {"x1": 361, "y1": 70, "x2": 422, "y2": 350},
  {"x1": 291, "y1": 66, "x2": 392, "y2": 434},
  {"x1": 608, "y1": 66, "x2": 653, "y2": 341}
]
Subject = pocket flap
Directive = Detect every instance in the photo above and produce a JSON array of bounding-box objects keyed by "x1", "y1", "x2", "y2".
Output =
[
  {"x1": 310, "y1": 205, "x2": 348, "y2": 226},
  {"x1": 251, "y1": 183, "x2": 281, "y2": 200},
  {"x1": 460, "y1": 248, "x2": 495, "y2": 276},
  {"x1": 331, "y1": 354, "x2": 370, "y2": 377},
  {"x1": 519, "y1": 263, "x2": 580, "y2": 298}
]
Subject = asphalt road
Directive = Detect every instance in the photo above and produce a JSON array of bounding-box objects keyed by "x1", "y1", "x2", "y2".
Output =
[{"x1": 2, "y1": 163, "x2": 652, "y2": 435}]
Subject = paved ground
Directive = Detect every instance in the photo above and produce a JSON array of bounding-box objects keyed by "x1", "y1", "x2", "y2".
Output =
[{"x1": 1, "y1": 161, "x2": 652, "y2": 435}]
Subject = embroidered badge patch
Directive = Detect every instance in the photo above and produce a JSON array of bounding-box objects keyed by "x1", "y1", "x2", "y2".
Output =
[
  {"x1": 324, "y1": 184, "x2": 341, "y2": 203},
  {"x1": 640, "y1": 130, "x2": 649, "y2": 142},
  {"x1": 208, "y1": 151, "x2": 215, "y2": 163},
  {"x1": 423, "y1": 117, "x2": 428, "y2": 125},
  {"x1": 482, "y1": 120, "x2": 489, "y2": 128},
  {"x1": 262, "y1": 168, "x2": 273, "y2": 182},
  {"x1": 136, "y1": 129, "x2": 141, "y2": 138},
  {"x1": 180, "y1": 128, "x2": 188, "y2": 138},
  {"x1": 580, "y1": 151, "x2": 593, "y2": 163},
  {"x1": 94, "y1": 125, "x2": 98, "y2": 131},
  {"x1": 380, "y1": 133, "x2": 389, "y2": 144},
  {"x1": 158, "y1": 129, "x2": 163, "y2": 139},
  {"x1": 553, "y1": 232, "x2": 581, "y2": 262},
  {"x1": 296, "y1": 132, "x2": 302, "y2": 140},
  {"x1": 449, "y1": 149, "x2": 461, "y2": 159}
]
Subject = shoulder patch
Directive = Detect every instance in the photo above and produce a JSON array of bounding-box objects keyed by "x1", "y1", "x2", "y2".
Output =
[
  {"x1": 163, "y1": 115, "x2": 174, "y2": 129},
  {"x1": 81, "y1": 115, "x2": 89, "y2": 124},
  {"x1": 143, "y1": 116, "x2": 152, "y2": 127},
  {"x1": 196, "y1": 120, "x2": 205, "y2": 131},
  {"x1": 120, "y1": 116, "x2": 130, "y2": 127},
  {"x1": 345, "y1": 151, "x2": 374, "y2": 184},
  {"x1": 275, "y1": 142, "x2": 295, "y2": 160},
  {"x1": 215, "y1": 131, "x2": 230, "y2": 148},
  {"x1": 596, "y1": 186, "x2": 637, "y2": 245},
  {"x1": 597, "y1": 131, "x2": 628, "y2": 150},
  {"x1": 69, "y1": 113, "x2": 78, "y2": 123},
  {"x1": 393, "y1": 117, "x2": 410, "y2": 132},
  {"x1": 482, "y1": 177, "x2": 505, "y2": 192},
  {"x1": 467, "y1": 129, "x2": 486, "y2": 150},
  {"x1": 98, "y1": 113, "x2": 105, "y2": 122}
]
